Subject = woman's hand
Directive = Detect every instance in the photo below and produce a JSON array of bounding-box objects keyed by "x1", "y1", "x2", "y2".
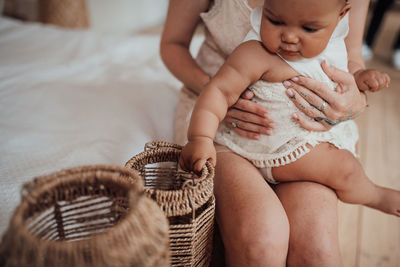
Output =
[
  {"x1": 223, "y1": 90, "x2": 276, "y2": 140},
  {"x1": 283, "y1": 61, "x2": 367, "y2": 131}
]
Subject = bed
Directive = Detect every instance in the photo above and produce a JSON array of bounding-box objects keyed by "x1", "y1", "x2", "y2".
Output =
[{"x1": 0, "y1": 16, "x2": 203, "y2": 233}]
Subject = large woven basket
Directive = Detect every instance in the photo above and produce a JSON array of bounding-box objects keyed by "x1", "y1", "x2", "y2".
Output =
[
  {"x1": 0, "y1": 165, "x2": 170, "y2": 267},
  {"x1": 125, "y1": 141, "x2": 215, "y2": 267}
]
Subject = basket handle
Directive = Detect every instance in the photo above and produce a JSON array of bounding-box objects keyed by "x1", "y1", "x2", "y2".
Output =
[
  {"x1": 144, "y1": 141, "x2": 183, "y2": 151},
  {"x1": 21, "y1": 166, "x2": 142, "y2": 199}
]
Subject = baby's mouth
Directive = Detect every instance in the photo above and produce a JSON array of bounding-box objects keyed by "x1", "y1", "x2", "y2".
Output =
[{"x1": 279, "y1": 49, "x2": 299, "y2": 56}]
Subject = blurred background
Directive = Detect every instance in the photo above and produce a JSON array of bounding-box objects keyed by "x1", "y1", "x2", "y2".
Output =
[
  {"x1": 0, "y1": 0, "x2": 399, "y2": 69},
  {"x1": 0, "y1": 0, "x2": 168, "y2": 34}
]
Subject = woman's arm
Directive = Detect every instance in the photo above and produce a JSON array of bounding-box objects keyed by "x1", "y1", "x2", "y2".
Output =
[
  {"x1": 160, "y1": 0, "x2": 273, "y2": 139},
  {"x1": 346, "y1": 0, "x2": 369, "y2": 75},
  {"x1": 160, "y1": 0, "x2": 210, "y2": 94}
]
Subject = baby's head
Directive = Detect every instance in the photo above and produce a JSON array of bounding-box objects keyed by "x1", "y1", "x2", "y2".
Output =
[{"x1": 260, "y1": 0, "x2": 350, "y2": 61}]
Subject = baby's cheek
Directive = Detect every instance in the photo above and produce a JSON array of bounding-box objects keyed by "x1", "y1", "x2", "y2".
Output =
[{"x1": 302, "y1": 40, "x2": 328, "y2": 58}]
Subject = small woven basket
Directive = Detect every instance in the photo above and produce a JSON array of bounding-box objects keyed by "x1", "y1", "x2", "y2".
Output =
[
  {"x1": 0, "y1": 165, "x2": 170, "y2": 267},
  {"x1": 39, "y1": 0, "x2": 90, "y2": 28},
  {"x1": 125, "y1": 141, "x2": 215, "y2": 267}
]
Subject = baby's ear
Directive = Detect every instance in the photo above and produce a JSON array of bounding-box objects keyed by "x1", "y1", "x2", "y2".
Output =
[{"x1": 339, "y1": 3, "x2": 351, "y2": 19}]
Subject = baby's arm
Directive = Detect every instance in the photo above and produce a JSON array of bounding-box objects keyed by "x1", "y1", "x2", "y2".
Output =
[
  {"x1": 353, "y1": 69, "x2": 390, "y2": 92},
  {"x1": 179, "y1": 41, "x2": 271, "y2": 173}
]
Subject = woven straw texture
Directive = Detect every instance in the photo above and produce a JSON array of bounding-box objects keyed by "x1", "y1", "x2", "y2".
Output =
[
  {"x1": 39, "y1": 0, "x2": 89, "y2": 28},
  {"x1": 0, "y1": 165, "x2": 170, "y2": 267},
  {"x1": 125, "y1": 141, "x2": 215, "y2": 267}
]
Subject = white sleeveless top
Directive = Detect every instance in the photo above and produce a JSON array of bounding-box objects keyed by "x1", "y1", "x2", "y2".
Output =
[{"x1": 214, "y1": 7, "x2": 359, "y2": 168}]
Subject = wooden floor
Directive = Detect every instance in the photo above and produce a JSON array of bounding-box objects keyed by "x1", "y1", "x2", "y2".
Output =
[{"x1": 339, "y1": 8, "x2": 400, "y2": 267}]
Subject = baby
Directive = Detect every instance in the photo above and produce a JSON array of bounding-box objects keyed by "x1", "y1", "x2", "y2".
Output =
[{"x1": 180, "y1": 0, "x2": 399, "y2": 216}]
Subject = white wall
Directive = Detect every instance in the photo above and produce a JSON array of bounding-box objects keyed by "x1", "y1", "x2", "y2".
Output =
[{"x1": 87, "y1": 0, "x2": 168, "y2": 34}]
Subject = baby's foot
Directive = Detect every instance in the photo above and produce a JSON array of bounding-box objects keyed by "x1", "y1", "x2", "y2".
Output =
[{"x1": 369, "y1": 187, "x2": 400, "y2": 216}]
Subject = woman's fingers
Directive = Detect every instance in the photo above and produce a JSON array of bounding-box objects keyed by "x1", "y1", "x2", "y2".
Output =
[
  {"x1": 284, "y1": 80, "x2": 337, "y2": 117},
  {"x1": 223, "y1": 96, "x2": 275, "y2": 138},
  {"x1": 321, "y1": 60, "x2": 355, "y2": 92},
  {"x1": 227, "y1": 106, "x2": 274, "y2": 126},
  {"x1": 284, "y1": 87, "x2": 341, "y2": 131},
  {"x1": 225, "y1": 117, "x2": 274, "y2": 136},
  {"x1": 285, "y1": 76, "x2": 336, "y2": 105},
  {"x1": 292, "y1": 112, "x2": 331, "y2": 132},
  {"x1": 240, "y1": 89, "x2": 255, "y2": 100},
  {"x1": 232, "y1": 98, "x2": 270, "y2": 118},
  {"x1": 226, "y1": 108, "x2": 274, "y2": 128},
  {"x1": 229, "y1": 125, "x2": 261, "y2": 140},
  {"x1": 283, "y1": 60, "x2": 367, "y2": 131},
  {"x1": 285, "y1": 86, "x2": 327, "y2": 119}
]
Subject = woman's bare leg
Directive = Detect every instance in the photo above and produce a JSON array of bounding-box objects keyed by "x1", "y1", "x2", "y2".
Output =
[
  {"x1": 214, "y1": 152, "x2": 289, "y2": 267},
  {"x1": 275, "y1": 181, "x2": 343, "y2": 267}
]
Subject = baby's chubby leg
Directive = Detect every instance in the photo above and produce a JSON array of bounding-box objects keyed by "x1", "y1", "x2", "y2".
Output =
[{"x1": 272, "y1": 143, "x2": 400, "y2": 216}]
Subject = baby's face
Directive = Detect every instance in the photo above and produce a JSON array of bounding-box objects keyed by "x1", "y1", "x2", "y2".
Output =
[{"x1": 260, "y1": 0, "x2": 349, "y2": 61}]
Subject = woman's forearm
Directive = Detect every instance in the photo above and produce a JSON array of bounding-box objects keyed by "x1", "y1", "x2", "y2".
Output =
[
  {"x1": 160, "y1": 0, "x2": 211, "y2": 95},
  {"x1": 346, "y1": 0, "x2": 370, "y2": 74},
  {"x1": 160, "y1": 42, "x2": 210, "y2": 95}
]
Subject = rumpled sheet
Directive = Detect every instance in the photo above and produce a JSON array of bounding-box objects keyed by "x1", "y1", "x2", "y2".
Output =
[{"x1": 0, "y1": 17, "x2": 189, "y2": 233}]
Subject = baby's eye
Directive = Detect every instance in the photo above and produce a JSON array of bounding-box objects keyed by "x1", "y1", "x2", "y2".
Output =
[
  {"x1": 268, "y1": 18, "x2": 283, "y2": 26},
  {"x1": 303, "y1": 26, "x2": 318, "y2": 33}
]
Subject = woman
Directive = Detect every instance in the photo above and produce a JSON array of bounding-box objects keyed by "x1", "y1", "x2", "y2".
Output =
[{"x1": 160, "y1": 0, "x2": 369, "y2": 265}]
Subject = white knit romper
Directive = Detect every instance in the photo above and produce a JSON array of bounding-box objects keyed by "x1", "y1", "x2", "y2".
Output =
[{"x1": 214, "y1": 7, "x2": 359, "y2": 182}]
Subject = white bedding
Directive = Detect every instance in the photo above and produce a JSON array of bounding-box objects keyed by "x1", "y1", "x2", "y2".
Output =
[{"x1": 0, "y1": 17, "x2": 195, "y2": 233}]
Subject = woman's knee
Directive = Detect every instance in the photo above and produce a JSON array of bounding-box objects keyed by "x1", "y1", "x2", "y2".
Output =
[
  {"x1": 232, "y1": 217, "x2": 290, "y2": 264},
  {"x1": 288, "y1": 230, "x2": 341, "y2": 266},
  {"x1": 276, "y1": 182, "x2": 341, "y2": 266}
]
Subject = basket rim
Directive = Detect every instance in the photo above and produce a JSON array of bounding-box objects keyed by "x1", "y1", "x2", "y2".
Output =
[
  {"x1": 124, "y1": 144, "x2": 215, "y2": 217},
  {"x1": 12, "y1": 165, "x2": 144, "y2": 245},
  {"x1": 125, "y1": 147, "x2": 214, "y2": 183},
  {"x1": 22, "y1": 165, "x2": 143, "y2": 197}
]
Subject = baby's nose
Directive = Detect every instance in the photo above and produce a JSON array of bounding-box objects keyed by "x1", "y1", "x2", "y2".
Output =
[{"x1": 281, "y1": 30, "x2": 299, "y2": 44}]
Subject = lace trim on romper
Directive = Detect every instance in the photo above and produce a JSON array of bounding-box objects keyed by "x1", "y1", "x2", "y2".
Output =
[{"x1": 214, "y1": 7, "x2": 359, "y2": 168}]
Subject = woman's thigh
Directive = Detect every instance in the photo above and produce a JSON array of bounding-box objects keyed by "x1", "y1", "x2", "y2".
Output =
[
  {"x1": 275, "y1": 181, "x2": 342, "y2": 267},
  {"x1": 214, "y1": 152, "x2": 289, "y2": 264}
]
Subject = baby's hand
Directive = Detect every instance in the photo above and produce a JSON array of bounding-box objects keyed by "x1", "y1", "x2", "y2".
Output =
[
  {"x1": 354, "y1": 69, "x2": 390, "y2": 92},
  {"x1": 179, "y1": 137, "x2": 216, "y2": 174}
]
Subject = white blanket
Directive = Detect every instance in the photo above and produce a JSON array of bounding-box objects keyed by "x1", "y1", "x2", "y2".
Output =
[{"x1": 0, "y1": 17, "x2": 192, "y2": 233}]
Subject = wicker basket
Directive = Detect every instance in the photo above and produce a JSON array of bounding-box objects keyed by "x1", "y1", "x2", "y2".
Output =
[
  {"x1": 125, "y1": 141, "x2": 215, "y2": 267},
  {"x1": 0, "y1": 165, "x2": 170, "y2": 267},
  {"x1": 39, "y1": 0, "x2": 90, "y2": 28}
]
